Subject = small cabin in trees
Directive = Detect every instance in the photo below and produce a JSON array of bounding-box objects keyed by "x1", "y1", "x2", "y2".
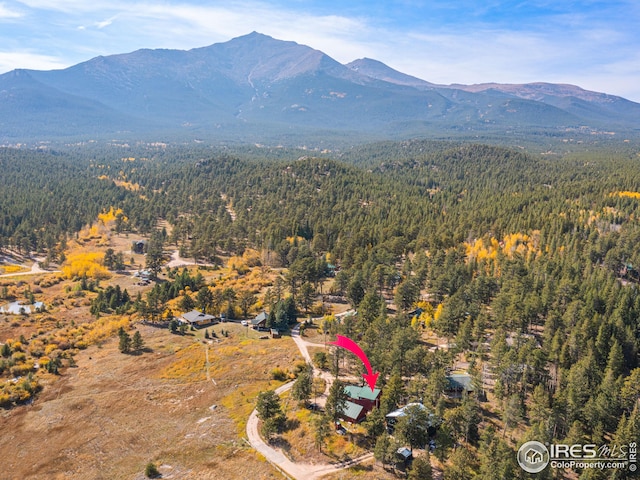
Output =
[
  {"x1": 444, "y1": 373, "x2": 474, "y2": 398},
  {"x1": 386, "y1": 402, "x2": 438, "y2": 435},
  {"x1": 396, "y1": 447, "x2": 413, "y2": 466},
  {"x1": 132, "y1": 239, "x2": 147, "y2": 254}
]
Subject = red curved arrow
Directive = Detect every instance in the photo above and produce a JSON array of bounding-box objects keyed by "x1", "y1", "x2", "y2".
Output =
[{"x1": 329, "y1": 335, "x2": 379, "y2": 392}]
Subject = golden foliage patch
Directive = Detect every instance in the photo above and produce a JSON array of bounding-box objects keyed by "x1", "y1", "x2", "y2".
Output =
[
  {"x1": 61, "y1": 252, "x2": 110, "y2": 280},
  {"x1": 614, "y1": 191, "x2": 640, "y2": 200},
  {"x1": 98, "y1": 206, "x2": 127, "y2": 225},
  {"x1": 465, "y1": 232, "x2": 539, "y2": 263}
]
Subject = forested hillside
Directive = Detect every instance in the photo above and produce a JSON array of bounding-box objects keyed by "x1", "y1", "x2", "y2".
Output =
[{"x1": 1, "y1": 141, "x2": 639, "y2": 477}]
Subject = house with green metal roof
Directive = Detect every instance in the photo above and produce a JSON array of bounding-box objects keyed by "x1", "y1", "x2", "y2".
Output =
[
  {"x1": 344, "y1": 385, "x2": 381, "y2": 411},
  {"x1": 339, "y1": 401, "x2": 366, "y2": 423},
  {"x1": 336, "y1": 384, "x2": 382, "y2": 423}
]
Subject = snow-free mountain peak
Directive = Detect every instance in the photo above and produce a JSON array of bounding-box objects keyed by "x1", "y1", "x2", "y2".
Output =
[{"x1": 1, "y1": 32, "x2": 638, "y2": 142}]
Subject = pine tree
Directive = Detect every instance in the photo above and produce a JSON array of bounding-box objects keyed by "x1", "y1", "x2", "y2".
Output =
[
  {"x1": 145, "y1": 232, "x2": 164, "y2": 279},
  {"x1": 443, "y1": 446, "x2": 478, "y2": 480},
  {"x1": 256, "y1": 390, "x2": 282, "y2": 421},
  {"x1": 408, "y1": 453, "x2": 433, "y2": 480},
  {"x1": 297, "y1": 282, "x2": 314, "y2": 313},
  {"x1": 238, "y1": 290, "x2": 257, "y2": 319},
  {"x1": 313, "y1": 414, "x2": 331, "y2": 452},
  {"x1": 363, "y1": 406, "x2": 386, "y2": 439},
  {"x1": 261, "y1": 414, "x2": 285, "y2": 442},
  {"x1": 374, "y1": 433, "x2": 399, "y2": 470},
  {"x1": 395, "y1": 403, "x2": 431, "y2": 451},
  {"x1": 118, "y1": 329, "x2": 132, "y2": 354},
  {"x1": 145, "y1": 462, "x2": 160, "y2": 478},
  {"x1": 132, "y1": 331, "x2": 144, "y2": 352},
  {"x1": 291, "y1": 367, "x2": 313, "y2": 404},
  {"x1": 196, "y1": 286, "x2": 214, "y2": 314},
  {"x1": 325, "y1": 379, "x2": 348, "y2": 422},
  {"x1": 380, "y1": 373, "x2": 405, "y2": 415},
  {"x1": 179, "y1": 294, "x2": 195, "y2": 312}
]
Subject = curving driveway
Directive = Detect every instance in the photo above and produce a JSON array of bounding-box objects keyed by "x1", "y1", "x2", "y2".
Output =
[{"x1": 245, "y1": 324, "x2": 374, "y2": 479}]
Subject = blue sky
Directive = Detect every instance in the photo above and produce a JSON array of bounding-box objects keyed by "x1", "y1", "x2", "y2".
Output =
[{"x1": 1, "y1": 0, "x2": 639, "y2": 101}]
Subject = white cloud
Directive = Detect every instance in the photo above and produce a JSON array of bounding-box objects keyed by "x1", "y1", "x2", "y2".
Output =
[
  {"x1": 114, "y1": 2, "x2": 371, "y2": 54},
  {"x1": 12, "y1": 1, "x2": 372, "y2": 58},
  {"x1": 16, "y1": 0, "x2": 100, "y2": 13},
  {"x1": 375, "y1": 25, "x2": 640, "y2": 100},
  {"x1": 0, "y1": 2, "x2": 22, "y2": 18},
  {"x1": 0, "y1": 51, "x2": 68, "y2": 71},
  {"x1": 94, "y1": 14, "x2": 118, "y2": 29}
]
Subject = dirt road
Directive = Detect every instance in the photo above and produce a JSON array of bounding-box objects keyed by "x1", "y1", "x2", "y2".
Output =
[
  {"x1": 0, "y1": 261, "x2": 60, "y2": 278},
  {"x1": 245, "y1": 324, "x2": 374, "y2": 479}
]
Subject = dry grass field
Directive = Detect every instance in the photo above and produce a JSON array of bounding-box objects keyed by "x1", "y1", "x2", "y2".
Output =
[
  {"x1": 1, "y1": 217, "x2": 383, "y2": 479},
  {"x1": 0, "y1": 321, "x2": 303, "y2": 480},
  {"x1": 321, "y1": 460, "x2": 400, "y2": 480}
]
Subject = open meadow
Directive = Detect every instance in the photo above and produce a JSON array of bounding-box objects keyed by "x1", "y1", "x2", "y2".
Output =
[{"x1": 0, "y1": 321, "x2": 302, "y2": 479}]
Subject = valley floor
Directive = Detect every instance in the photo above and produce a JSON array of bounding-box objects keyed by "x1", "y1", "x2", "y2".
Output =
[{"x1": 0, "y1": 323, "x2": 296, "y2": 480}]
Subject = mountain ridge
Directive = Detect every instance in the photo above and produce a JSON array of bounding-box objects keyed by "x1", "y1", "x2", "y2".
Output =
[
  {"x1": 1, "y1": 32, "x2": 638, "y2": 143},
  {"x1": 347, "y1": 56, "x2": 631, "y2": 105}
]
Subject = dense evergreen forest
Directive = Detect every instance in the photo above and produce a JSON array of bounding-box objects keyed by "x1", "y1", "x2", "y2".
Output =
[{"x1": 1, "y1": 140, "x2": 639, "y2": 478}]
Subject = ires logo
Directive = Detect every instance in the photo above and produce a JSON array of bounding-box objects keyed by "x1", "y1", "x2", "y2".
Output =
[
  {"x1": 550, "y1": 443, "x2": 599, "y2": 458},
  {"x1": 518, "y1": 441, "x2": 636, "y2": 473},
  {"x1": 517, "y1": 441, "x2": 550, "y2": 473}
]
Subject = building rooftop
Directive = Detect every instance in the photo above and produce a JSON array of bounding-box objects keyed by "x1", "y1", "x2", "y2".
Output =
[
  {"x1": 339, "y1": 401, "x2": 364, "y2": 420},
  {"x1": 397, "y1": 447, "x2": 412, "y2": 459},
  {"x1": 252, "y1": 311, "x2": 268, "y2": 325},
  {"x1": 446, "y1": 373, "x2": 474, "y2": 391},
  {"x1": 386, "y1": 402, "x2": 428, "y2": 419},
  {"x1": 344, "y1": 385, "x2": 381, "y2": 401},
  {"x1": 181, "y1": 310, "x2": 216, "y2": 323}
]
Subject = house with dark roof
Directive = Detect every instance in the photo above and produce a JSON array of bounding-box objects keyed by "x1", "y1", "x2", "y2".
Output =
[
  {"x1": 132, "y1": 239, "x2": 147, "y2": 254},
  {"x1": 251, "y1": 311, "x2": 268, "y2": 329},
  {"x1": 180, "y1": 310, "x2": 217, "y2": 327},
  {"x1": 444, "y1": 373, "x2": 474, "y2": 398}
]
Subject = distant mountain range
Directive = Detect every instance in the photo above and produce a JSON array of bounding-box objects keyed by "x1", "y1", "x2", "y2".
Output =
[{"x1": 1, "y1": 32, "x2": 638, "y2": 144}]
